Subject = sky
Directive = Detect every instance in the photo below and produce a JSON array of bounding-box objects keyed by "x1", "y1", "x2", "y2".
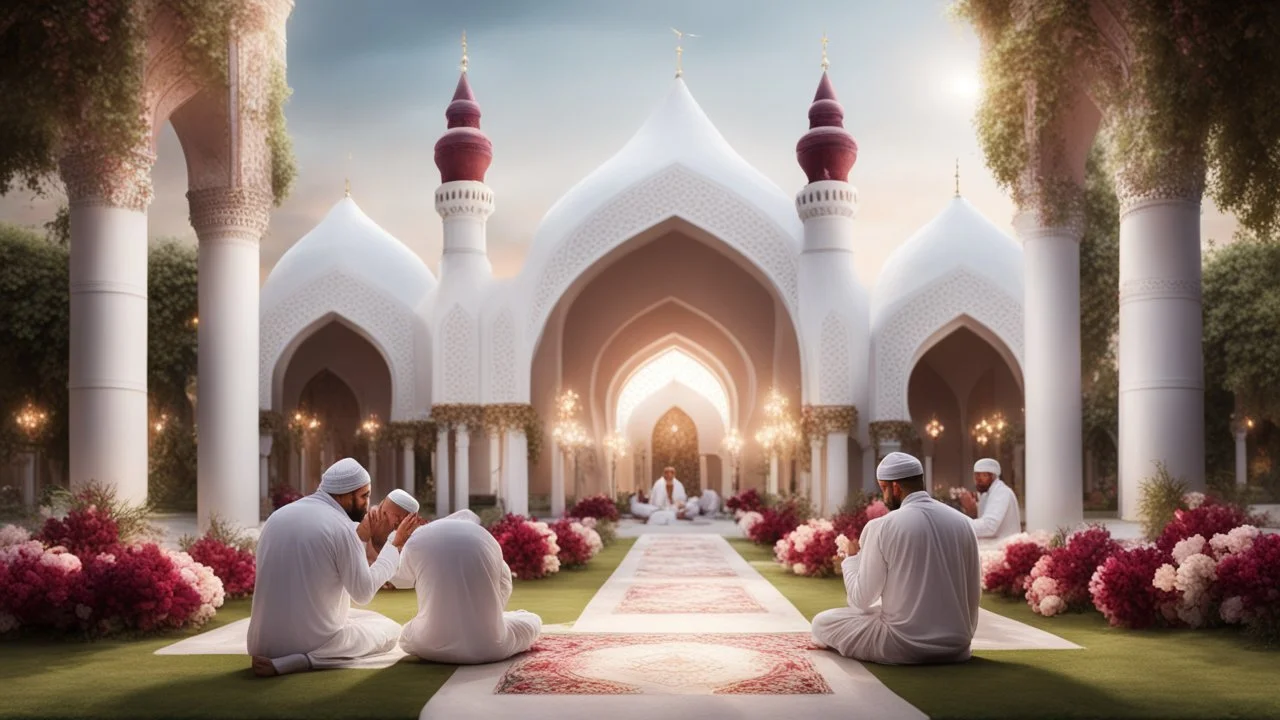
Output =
[{"x1": 0, "y1": 0, "x2": 1240, "y2": 287}]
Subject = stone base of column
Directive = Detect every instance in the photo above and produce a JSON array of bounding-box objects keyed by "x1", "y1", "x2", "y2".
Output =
[{"x1": 505, "y1": 431, "x2": 529, "y2": 516}]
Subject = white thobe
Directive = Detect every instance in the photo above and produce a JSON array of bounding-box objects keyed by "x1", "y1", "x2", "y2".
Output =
[
  {"x1": 812, "y1": 491, "x2": 980, "y2": 665},
  {"x1": 698, "y1": 490, "x2": 721, "y2": 515},
  {"x1": 387, "y1": 509, "x2": 482, "y2": 590},
  {"x1": 247, "y1": 493, "x2": 402, "y2": 669},
  {"x1": 970, "y1": 479, "x2": 1021, "y2": 540},
  {"x1": 399, "y1": 519, "x2": 541, "y2": 664},
  {"x1": 649, "y1": 479, "x2": 699, "y2": 519},
  {"x1": 630, "y1": 494, "x2": 658, "y2": 519}
]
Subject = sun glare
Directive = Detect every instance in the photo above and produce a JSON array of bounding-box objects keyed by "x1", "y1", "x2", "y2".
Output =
[
  {"x1": 615, "y1": 348, "x2": 730, "y2": 433},
  {"x1": 951, "y1": 72, "x2": 981, "y2": 101}
]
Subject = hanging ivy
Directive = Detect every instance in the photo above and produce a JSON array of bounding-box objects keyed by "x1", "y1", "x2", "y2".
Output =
[
  {"x1": 953, "y1": 0, "x2": 1280, "y2": 237},
  {"x1": 0, "y1": 0, "x2": 295, "y2": 204}
]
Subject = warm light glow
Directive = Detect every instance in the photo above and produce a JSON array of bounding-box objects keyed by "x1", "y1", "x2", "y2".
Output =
[
  {"x1": 721, "y1": 428, "x2": 744, "y2": 460},
  {"x1": 615, "y1": 348, "x2": 730, "y2": 432},
  {"x1": 925, "y1": 417, "x2": 944, "y2": 439},
  {"x1": 14, "y1": 403, "x2": 48, "y2": 440},
  {"x1": 153, "y1": 413, "x2": 169, "y2": 433},
  {"x1": 755, "y1": 387, "x2": 800, "y2": 456},
  {"x1": 604, "y1": 430, "x2": 628, "y2": 458},
  {"x1": 553, "y1": 389, "x2": 591, "y2": 453},
  {"x1": 359, "y1": 414, "x2": 381, "y2": 439},
  {"x1": 950, "y1": 71, "x2": 981, "y2": 100}
]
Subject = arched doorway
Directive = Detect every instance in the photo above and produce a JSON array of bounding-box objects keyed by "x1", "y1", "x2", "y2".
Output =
[
  {"x1": 652, "y1": 407, "x2": 700, "y2": 493},
  {"x1": 528, "y1": 218, "x2": 802, "y2": 508},
  {"x1": 279, "y1": 319, "x2": 394, "y2": 496},
  {"x1": 907, "y1": 324, "x2": 1024, "y2": 496}
]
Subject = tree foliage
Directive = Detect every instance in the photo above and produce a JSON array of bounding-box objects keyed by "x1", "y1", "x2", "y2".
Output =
[
  {"x1": 954, "y1": 0, "x2": 1280, "y2": 238},
  {"x1": 1203, "y1": 234, "x2": 1280, "y2": 423},
  {"x1": 1079, "y1": 141, "x2": 1120, "y2": 438},
  {"x1": 148, "y1": 241, "x2": 198, "y2": 421}
]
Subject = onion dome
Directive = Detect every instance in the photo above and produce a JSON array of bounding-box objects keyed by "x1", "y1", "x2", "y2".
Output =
[
  {"x1": 795, "y1": 72, "x2": 858, "y2": 183},
  {"x1": 433, "y1": 72, "x2": 493, "y2": 183}
]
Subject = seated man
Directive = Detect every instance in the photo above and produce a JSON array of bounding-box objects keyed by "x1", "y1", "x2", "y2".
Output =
[
  {"x1": 649, "y1": 466, "x2": 701, "y2": 521},
  {"x1": 811, "y1": 451, "x2": 980, "y2": 665},
  {"x1": 385, "y1": 508, "x2": 482, "y2": 590},
  {"x1": 960, "y1": 458, "x2": 1021, "y2": 540},
  {"x1": 629, "y1": 492, "x2": 658, "y2": 520},
  {"x1": 697, "y1": 488, "x2": 721, "y2": 516},
  {"x1": 248, "y1": 458, "x2": 425, "y2": 676},
  {"x1": 398, "y1": 517, "x2": 542, "y2": 664},
  {"x1": 356, "y1": 489, "x2": 419, "y2": 565}
]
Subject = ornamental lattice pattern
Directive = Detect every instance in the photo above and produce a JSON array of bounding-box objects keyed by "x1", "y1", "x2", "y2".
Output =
[
  {"x1": 441, "y1": 304, "x2": 479, "y2": 402},
  {"x1": 187, "y1": 186, "x2": 272, "y2": 241},
  {"x1": 259, "y1": 270, "x2": 417, "y2": 419},
  {"x1": 527, "y1": 165, "x2": 799, "y2": 339},
  {"x1": 489, "y1": 310, "x2": 516, "y2": 402},
  {"x1": 873, "y1": 268, "x2": 1023, "y2": 422},
  {"x1": 818, "y1": 312, "x2": 853, "y2": 404},
  {"x1": 59, "y1": 147, "x2": 156, "y2": 211}
]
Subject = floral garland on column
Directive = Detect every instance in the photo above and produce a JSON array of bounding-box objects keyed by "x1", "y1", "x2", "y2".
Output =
[
  {"x1": 799, "y1": 405, "x2": 859, "y2": 472},
  {"x1": 483, "y1": 403, "x2": 543, "y2": 465},
  {"x1": 258, "y1": 409, "x2": 283, "y2": 436},
  {"x1": 869, "y1": 420, "x2": 920, "y2": 456},
  {"x1": 385, "y1": 420, "x2": 437, "y2": 450}
]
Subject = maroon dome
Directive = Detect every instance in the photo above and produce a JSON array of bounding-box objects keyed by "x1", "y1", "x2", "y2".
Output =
[
  {"x1": 434, "y1": 72, "x2": 493, "y2": 183},
  {"x1": 795, "y1": 72, "x2": 858, "y2": 183}
]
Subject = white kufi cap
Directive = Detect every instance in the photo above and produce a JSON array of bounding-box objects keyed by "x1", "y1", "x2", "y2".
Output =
[
  {"x1": 974, "y1": 458, "x2": 1001, "y2": 477},
  {"x1": 318, "y1": 458, "x2": 371, "y2": 495},
  {"x1": 386, "y1": 488, "x2": 420, "y2": 514},
  {"x1": 876, "y1": 451, "x2": 924, "y2": 481}
]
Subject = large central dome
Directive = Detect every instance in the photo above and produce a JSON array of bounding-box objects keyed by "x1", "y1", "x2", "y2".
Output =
[{"x1": 522, "y1": 78, "x2": 802, "y2": 274}]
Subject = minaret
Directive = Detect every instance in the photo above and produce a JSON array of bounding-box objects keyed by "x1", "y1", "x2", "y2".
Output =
[
  {"x1": 433, "y1": 32, "x2": 494, "y2": 279},
  {"x1": 794, "y1": 57, "x2": 859, "y2": 250}
]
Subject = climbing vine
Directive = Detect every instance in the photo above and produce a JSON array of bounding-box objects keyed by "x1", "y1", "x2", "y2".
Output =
[
  {"x1": 0, "y1": 0, "x2": 295, "y2": 204},
  {"x1": 953, "y1": 0, "x2": 1280, "y2": 237}
]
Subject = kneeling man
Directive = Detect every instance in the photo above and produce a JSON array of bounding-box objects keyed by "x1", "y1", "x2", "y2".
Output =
[
  {"x1": 811, "y1": 451, "x2": 980, "y2": 665},
  {"x1": 961, "y1": 458, "x2": 1021, "y2": 540},
  {"x1": 248, "y1": 458, "x2": 425, "y2": 676}
]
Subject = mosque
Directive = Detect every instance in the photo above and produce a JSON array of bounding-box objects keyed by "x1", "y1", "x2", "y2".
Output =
[{"x1": 257, "y1": 63, "x2": 1026, "y2": 520}]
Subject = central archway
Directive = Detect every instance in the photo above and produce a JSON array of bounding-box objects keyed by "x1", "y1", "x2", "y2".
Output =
[
  {"x1": 652, "y1": 407, "x2": 700, "y2": 494},
  {"x1": 616, "y1": 347, "x2": 730, "y2": 432}
]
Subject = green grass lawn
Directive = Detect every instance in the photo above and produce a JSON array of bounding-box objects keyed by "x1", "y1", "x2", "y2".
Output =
[
  {"x1": 730, "y1": 538, "x2": 1280, "y2": 720},
  {"x1": 0, "y1": 538, "x2": 634, "y2": 720}
]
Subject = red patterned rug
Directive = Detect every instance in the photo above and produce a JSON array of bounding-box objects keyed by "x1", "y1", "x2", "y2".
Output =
[
  {"x1": 495, "y1": 633, "x2": 832, "y2": 695},
  {"x1": 616, "y1": 583, "x2": 766, "y2": 614},
  {"x1": 635, "y1": 558, "x2": 737, "y2": 578}
]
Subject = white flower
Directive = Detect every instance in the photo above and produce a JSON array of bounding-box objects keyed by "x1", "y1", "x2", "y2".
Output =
[
  {"x1": 737, "y1": 511, "x2": 763, "y2": 534},
  {"x1": 1038, "y1": 595, "x2": 1065, "y2": 617},
  {"x1": 0, "y1": 524, "x2": 30, "y2": 548},
  {"x1": 1220, "y1": 596, "x2": 1245, "y2": 624},
  {"x1": 1183, "y1": 492, "x2": 1206, "y2": 509},
  {"x1": 39, "y1": 549, "x2": 82, "y2": 573},
  {"x1": 1153, "y1": 564, "x2": 1178, "y2": 592},
  {"x1": 75, "y1": 604, "x2": 93, "y2": 621},
  {"x1": 1210, "y1": 526, "x2": 1259, "y2": 557},
  {"x1": 792, "y1": 562, "x2": 807, "y2": 575},
  {"x1": 1172, "y1": 535, "x2": 1207, "y2": 564}
]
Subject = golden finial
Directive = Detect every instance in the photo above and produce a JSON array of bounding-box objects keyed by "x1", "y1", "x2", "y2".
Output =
[
  {"x1": 671, "y1": 27, "x2": 699, "y2": 78},
  {"x1": 954, "y1": 158, "x2": 960, "y2": 197},
  {"x1": 821, "y1": 32, "x2": 830, "y2": 71},
  {"x1": 460, "y1": 30, "x2": 468, "y2": 73}
]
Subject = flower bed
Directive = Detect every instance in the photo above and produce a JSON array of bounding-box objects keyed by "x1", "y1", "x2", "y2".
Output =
[
  {"x1": 270, "y1": 483, "x2": 302, "y2": 510},
  {"x1": 742, "y1": 497, "x2": 808, "y2": 546},
  {"x1": 726, "y1": 488, "x2": 765, "y2": 516},
  {"x1": 551, "y1": 518, "x2": 602, "y2": 568},
  {"x1": 489, "y1": 514, "x2": 560, "y2": 580},
  {"x1": 981, "y1": 531, "x2": 1054, "y2": 599},
  {"x1": 568, "y1": 495, "x2": 619, "y2": 523},
  {"x1": 0, "y1": 486, "x2": 225, "y2": 638},
  {"x1": 179, "y1": 518, "x2": 256, "y2": 599},
  {"x1": 774, "y1": 519, "x2": 840, "y2": 577}
]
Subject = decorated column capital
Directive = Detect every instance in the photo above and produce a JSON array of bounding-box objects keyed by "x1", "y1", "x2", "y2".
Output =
[
  {"x1": 1114, "y1": 159, "x2": 1205, "y2": 216},
  {"x1": 869, "y1": 420, "x2": 919, "y2": 455},
  {"x1": 188, "y1": 186, "x2": 273, "y2": 243},
  {"x1": 60, "y1": 146, "x2": 156, "y2": 211}
]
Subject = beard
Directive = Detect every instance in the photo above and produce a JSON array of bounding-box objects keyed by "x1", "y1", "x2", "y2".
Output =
[
  {"x1": 345, "y1": 503, "x2": 367, "y2": 523},
  {"x1": 886, "y1": 493, "x2": 903, "y2": 511}
]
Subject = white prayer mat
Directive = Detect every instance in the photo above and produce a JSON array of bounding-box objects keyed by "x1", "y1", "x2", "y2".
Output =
[
  {"x1": 973, "y1": 608, "x2": 1082, "y2": 651},
  {"x1": 153, "y1": 609, "x2": 410, "y2": 669},
  {"x1": 420, "y1": 632, "x2": 927, "y2": 720}
]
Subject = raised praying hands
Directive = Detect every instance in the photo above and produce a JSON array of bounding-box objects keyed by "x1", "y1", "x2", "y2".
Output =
[
  {"x1": 958, "y1": 489, "x2": 978, "y2": 516},
  {"x1": 365, "y1": 506, "x2": 397, "y2": 548},
  {"x1": 392, "y1": 513, "x2": 426, "y2": 549}
]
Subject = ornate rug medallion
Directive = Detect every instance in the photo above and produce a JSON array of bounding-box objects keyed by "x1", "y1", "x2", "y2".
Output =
[
  {"x1": 495, "y1": 633, "x2": 831, "y2": 695},
  {"x1": 616, "y1": 583, "x2": 766, "y2": 614}
]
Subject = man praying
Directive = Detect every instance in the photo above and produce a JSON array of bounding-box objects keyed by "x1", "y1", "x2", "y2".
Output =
[
  {"x1": 398, "y1": 514, "x2": 542, "y2": 664},
  {"x1": 960, "y1": 458, "x2": 1021, "y2": 540},
  {"x1": 247, "y1": 458, "x2": 425, "y2": 677},
  {"x1": 649, "y1": 466, "x2": 700, "y2": 520},
  {"x1": 811, "y1": 451, "x2": 980, "y2": 665},
  {"x1": 357, "y1": 488, "x2": 419, "y2": 565}
]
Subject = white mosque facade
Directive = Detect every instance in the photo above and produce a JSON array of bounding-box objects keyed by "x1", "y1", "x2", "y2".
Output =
[{"x1": 257, "y1": 70, "x2": 1028, "y2": 521}]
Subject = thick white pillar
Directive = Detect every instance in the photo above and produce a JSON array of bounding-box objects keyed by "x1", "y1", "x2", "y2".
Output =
[
  {"x1": 454, "y1": 425, "x2": 470, "y2": 512},
  {"x1": 401, "y1": 437, "x2": 415, "y2": 493},
  {"x1": 809, "y1": 438, "x2": 825, "y2": 511},
  {"x1": 190, "y1": 187, "x2": 271, "y2": 531},
  {"x1": 367, "y1": 441, "x2": 378, "y2": 485},
  {"x1": 1117, "y1": 178, "x2": 1205, "y2": 518},
  {"x1": 1015, "y1": 210, "x2": 1084, "y2": 531},
  {"x1": 1234, "y1": 428, "x2": 1248, "y2": 487},
  {"x1": 435, "y1": 428, "x2": 450, "y2": 517},
  {"x1": 297, "y1": 446, "x2": 307, "y2": 494},
  {"x1": 62, "y1": 149, "x2": 154, "y2": 506},
  {"x1": 699, "y1": 454, "x2": 709, "y2": 495},
  {"x1": 550, "y1": 441, "x2": 566, "y2": 517},
  {"x1": 826, "y1": 432, "x2": 850, "y2": 512},
  {"x1": 924, "y1": 454, "x2": 934, "y2": 494},
  {"x1": 259, "y1": 434, "x2": 273, "y2": 505},
  {"x1": 505, "y1": 429, "x2": 529, "y2": 516},
  {"x1": 720, "y1": 454, "x2": 733, "y2": 499},
  {"x1": 767, "y1": 454, "x2": 780, "y2": 495},
  {"x1": 488, "y1": 430, "x2": 501, "y2": 495}
]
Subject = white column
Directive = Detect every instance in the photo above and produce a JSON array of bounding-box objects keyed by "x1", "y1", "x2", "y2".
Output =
[
  {"x1": 550, "y1": 441, "x2": 566, "y2": 517},
  {"x1": 924, "y1": 454, "x2": 934, "y2": 494},
  {"x1": 768, "y1": 454, "x2": 780, "y2": 495},
  {"x1": 367, "y1": 441, "x2": 378, "y2": 485},
  {"x1": 1117, "y1": 179, "x2": 1205, "y2": 518},
  {"x1": 504, "y1": 429, "x2": 529, "y2": 516},
  {"x1": 488, "y1": 430, "x2": 502, "y2": 495},
  {"x1": 435, "y1": 427, "x2": 450, "y2": 517},
  {"x1": 258, "y1": 434, "x2": 273, "y2": 505},
  {"x1": 699, "y1": 454, "x2": 709, "y2": 494},
  {"x1": 1013, "y1": 443, "x2": 1025, "y2": 500},
  {"x1": 826, "y1": 432, "x2": 850, "y2": 512},
  {"x1": 401, "y1": 437, "x2": 415, "y2": 493},
  {"x1": 720, "y1": 454, "x2": 733, "y2": 498},
  {"x1": 809, "y1": 437, "x2": 825, "y2": 512},
  {"x1": 62, "y1": 149, "x2": 153, "y2": 506},
  {"x1": 1234, "y1": 428, "x2": 1248, "y2": 486},
  {"x1": 297, "y1": 445, "x2": 307, "y2": 494},
  {"x1": 454, "y1": 424, "x2": 470, "y2": 512},
  {"x1": 189, "y1": 187, "x2": 272, "y2": 531},
  {"x1": 1014, "y1": 210, "x2": 1084, "y2": 531}
]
